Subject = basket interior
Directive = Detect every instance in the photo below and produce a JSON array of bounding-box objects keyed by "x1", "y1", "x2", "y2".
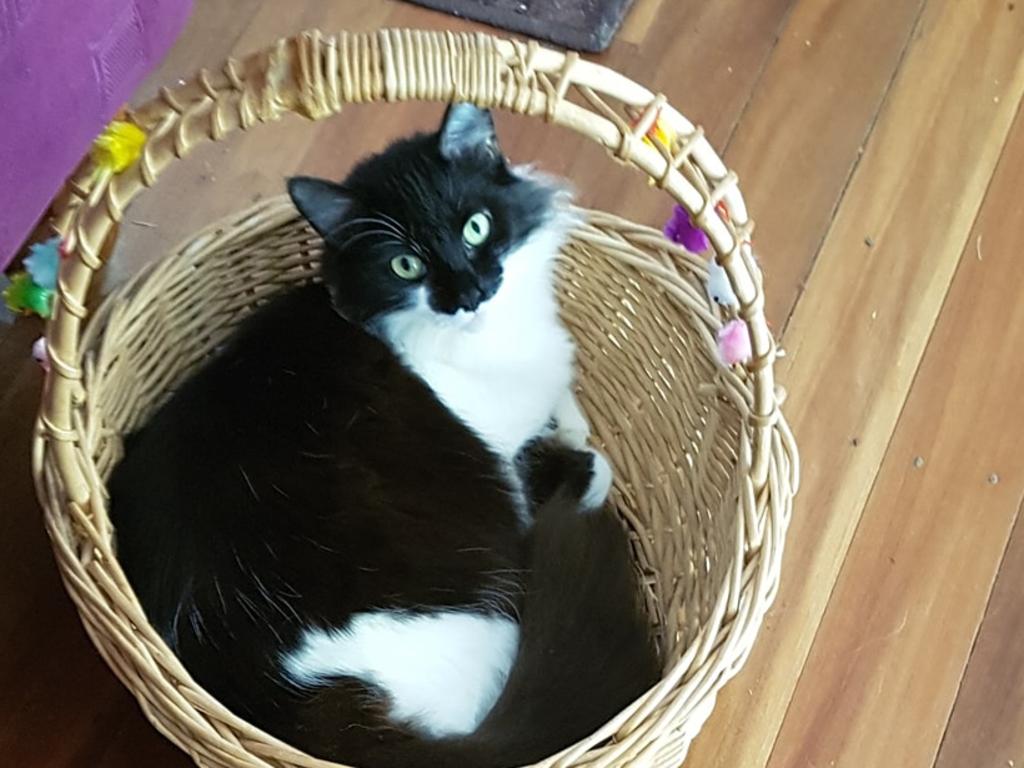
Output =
[{"x1": 81, "y1": 200, "x2": 744, "y2": 663}]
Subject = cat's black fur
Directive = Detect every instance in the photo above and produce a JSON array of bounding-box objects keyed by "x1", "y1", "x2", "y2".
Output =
[
  {"x1": 112, "y1": 284, "x2": 525, "y2": 729},
  {"x1": 109, "y1": 106, "x2": 659, "y2": 768},
  {"x1": 290, "y1": 106, "x2": 555, "y2": 322},
  {"x1": 292, "y1": 481, "x2": 657, "y2": 767}
]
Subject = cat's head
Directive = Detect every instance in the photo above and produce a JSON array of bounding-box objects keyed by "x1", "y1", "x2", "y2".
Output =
[{"x1": 288, "y1": 104, "x2": 567, "y2": 325}]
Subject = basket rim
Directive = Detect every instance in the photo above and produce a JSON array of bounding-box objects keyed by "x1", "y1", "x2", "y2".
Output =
[{"x1": 33, "y1": 27, "x2": 799, "y2": 768}]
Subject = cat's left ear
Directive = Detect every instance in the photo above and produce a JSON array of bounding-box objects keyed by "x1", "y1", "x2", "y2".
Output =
[
  {"x1": 288, "y1": 176, "x2": 353, "y2": 240},
  {"x1": 439, "y1": 103, "x2": 500, "y2": 162}
]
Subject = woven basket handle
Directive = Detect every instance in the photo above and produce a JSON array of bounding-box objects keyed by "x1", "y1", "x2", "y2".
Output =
[{"x1": 42, "y1": 28, "x2": 778, "y2": 504}]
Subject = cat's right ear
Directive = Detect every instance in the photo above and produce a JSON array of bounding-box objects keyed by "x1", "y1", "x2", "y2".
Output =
[{"x1": 288, "y1": 176, "x2": 353, "y2": 240}]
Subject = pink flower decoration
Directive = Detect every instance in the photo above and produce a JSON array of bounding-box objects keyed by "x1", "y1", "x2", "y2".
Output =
[
  {"x1": 32, "y1": 336, "x2": 50, "y2": 372},
  {"x1": 663, "y1": 205, "x2": 710, "y2": 254},
  {"x1": 717, "y1": 319, "x2": 752, "y2": 366}
]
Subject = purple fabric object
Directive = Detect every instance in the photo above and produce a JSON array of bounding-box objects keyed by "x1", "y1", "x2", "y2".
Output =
[
  {"x1": 663, "y1": 204, "x2": 710, "y2": 254},
  {"x1": 0, "y1": 0, "x2": 191, "y2": 269}
]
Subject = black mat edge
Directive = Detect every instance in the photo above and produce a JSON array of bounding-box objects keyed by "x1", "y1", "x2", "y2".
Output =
[{"x1": 403, "y1": 0, "x2": 636, "y2": 53}]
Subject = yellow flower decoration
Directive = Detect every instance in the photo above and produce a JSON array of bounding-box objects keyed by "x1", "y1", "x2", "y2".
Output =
[
  {"x1": 631, "y1": 108, "x2": 679, "y2": 186},
  {"x1": 91, "y1": 120, "x2": 147, "y2": 173},
  {"x1": 642, "y1": 116, "x2": 677, "y2": 151}
]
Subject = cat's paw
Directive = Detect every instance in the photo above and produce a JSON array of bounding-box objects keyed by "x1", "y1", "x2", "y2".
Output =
[
  {"x1": 552, "y1": 391, "x2": 591, "y2": 450},
  {"x1": 556, "y1": 421, "x2": 591, "y2": 451},
  {"x1": 581, "y1": 450, "x2": 613, "y2": 512}
]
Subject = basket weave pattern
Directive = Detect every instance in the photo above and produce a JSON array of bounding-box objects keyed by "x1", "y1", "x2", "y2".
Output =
[{"x1": 34, "y1": 29, "x2": 798, "y2": 768}]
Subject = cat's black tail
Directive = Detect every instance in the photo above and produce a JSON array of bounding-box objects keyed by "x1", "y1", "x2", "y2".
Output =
[
  {"x1": 463, "y1": 486, "x2": 661, "y2": 766},
  {"x1": 331, "y1": 460, "x2": 659, "y2": 768}
]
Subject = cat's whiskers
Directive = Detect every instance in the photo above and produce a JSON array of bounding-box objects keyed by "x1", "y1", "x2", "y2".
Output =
[
  {"x1": 375, "y1": 210, "x2": 410, "y2": 237},
  {"x1": 408, "y1": 240, "x2": 428, "y2": 259},
  {"x1": 337, "y1": 229, "x2": 407, "y2": 253},
  {"x1": 327, "y1": 216, "x2": 402, "y2": 239},
  {"x1": 378, "y1": 208, "x2": 429, "y2": 262},
  {"x1": 367, "y1": 218, "x2": 408, "y2": 241}
]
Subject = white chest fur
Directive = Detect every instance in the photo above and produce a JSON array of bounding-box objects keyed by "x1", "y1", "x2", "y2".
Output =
[{"x1": 381, "y1": 221, "x2": 576, "y2": 458}]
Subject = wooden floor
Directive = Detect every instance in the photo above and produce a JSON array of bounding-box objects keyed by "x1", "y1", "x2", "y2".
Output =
[{"x1": 1, "y1": 0, "x2": 1022, "y2": 765}]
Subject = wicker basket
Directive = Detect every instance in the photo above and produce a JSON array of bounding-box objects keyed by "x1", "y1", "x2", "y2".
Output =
[{"x1": 33, "y1": 29, "x2": 798, "y2": 768}]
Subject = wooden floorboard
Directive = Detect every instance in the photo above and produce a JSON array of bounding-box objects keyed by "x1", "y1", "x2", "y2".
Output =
[
  {"x1": 721, "y1": 0, "x2": 927, "y2": 324},
  {"x1": 131, "y1": 0, "x2": 265, "y2": 105},
  {"x1": 0, "y1": 321, "x2": 190, "y2": 767},
  {"x1": 1, "y1": 0, "x2": 1022, "y2": 765},
  {"x1": 767, "y1": 95, "x2": 1024, "y2": 768},
  {"x1": 688, "y1": 0, "x2": 1024, "y2": 765},
  {"x1": 935, "y1": 502, "x2": 1024, "y2": 768}
]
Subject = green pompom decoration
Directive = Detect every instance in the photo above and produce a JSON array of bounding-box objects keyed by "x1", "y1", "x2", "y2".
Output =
[{"x1": 2, "y1": 271, "x2": 54, "y2": 318}]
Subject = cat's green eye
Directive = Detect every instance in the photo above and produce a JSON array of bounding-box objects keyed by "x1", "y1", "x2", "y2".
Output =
[
  {"x1": 463, "y1": 211, "x2": 491, "y2": 247},
  {"x1": 390, "y1": 254, "x2": 426, "y2": 280}
]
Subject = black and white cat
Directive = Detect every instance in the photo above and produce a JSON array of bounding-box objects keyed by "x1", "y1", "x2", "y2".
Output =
[{"x1": 110, "y1": 104, "x2": 657, "y2": 768}]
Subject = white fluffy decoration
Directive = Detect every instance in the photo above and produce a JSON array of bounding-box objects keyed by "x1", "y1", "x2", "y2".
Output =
[{"x1": 706, "y1": 257, "x2": 739, "y2": 309}]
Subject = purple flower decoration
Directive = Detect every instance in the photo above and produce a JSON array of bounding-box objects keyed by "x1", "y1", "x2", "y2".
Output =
[{"x1": 663, "y1": 205, "x2": 710, "y2": 254}]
